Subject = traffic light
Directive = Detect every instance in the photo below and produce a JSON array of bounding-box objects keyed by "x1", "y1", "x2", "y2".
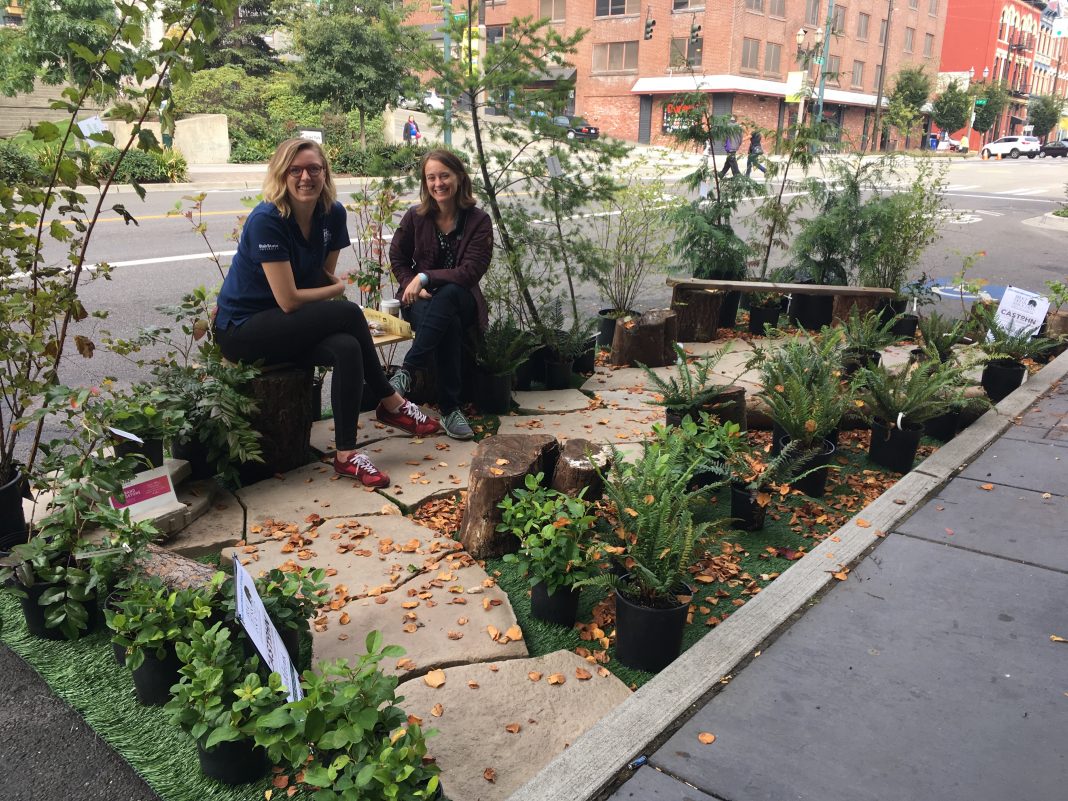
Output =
[
  {"x1": 690, "y1": 22, "x2": 702, "y2": 43},
  {"x1": 644, "y1": 16, "x2": 656, "y2": 40}
]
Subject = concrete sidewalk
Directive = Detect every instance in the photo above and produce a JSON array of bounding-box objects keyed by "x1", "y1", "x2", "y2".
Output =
[{"x1": 514, "y1": 351, "x2": 1068, "y2": 801}]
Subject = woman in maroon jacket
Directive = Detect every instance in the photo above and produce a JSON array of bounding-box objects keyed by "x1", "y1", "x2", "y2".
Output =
[{"x1": 388, "y1": 149, "x2": 493, "y2": 439}]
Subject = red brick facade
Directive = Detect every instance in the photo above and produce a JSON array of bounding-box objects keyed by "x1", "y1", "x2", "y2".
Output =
[{"x1": 405, "y1": 0, "x2": 947, "y2": 149}]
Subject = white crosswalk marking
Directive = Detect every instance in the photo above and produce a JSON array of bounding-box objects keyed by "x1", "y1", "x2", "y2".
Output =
[
  {"x1": 945, "y1": 184, "x2": 980, "y2": 191},
  {"x1": 994, "y1": 187, "x2": 1052, "y2": 196}
]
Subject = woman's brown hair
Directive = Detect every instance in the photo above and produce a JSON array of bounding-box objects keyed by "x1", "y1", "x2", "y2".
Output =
[
  {"x1": 416, "y1": 149, "x2": 476, "y2": 216},
  {"x1": 263, "y1": 138, "x2": 337, "y2": 217}
]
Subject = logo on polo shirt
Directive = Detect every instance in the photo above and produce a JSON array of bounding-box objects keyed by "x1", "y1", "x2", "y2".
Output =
[
  {"x1": 258, "y1": 243, "x2": 280, "y2": 251},
  {"x1": 323, "y1": 228, "x2": 331, "y2": 246}
]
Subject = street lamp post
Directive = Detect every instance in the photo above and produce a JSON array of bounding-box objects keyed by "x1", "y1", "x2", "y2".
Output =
[
  {"x1": 795, "y1": 26, "x2": 825, "y2": 127},
  {"x1": 965, "y1": 65, "x2": 990, "y2": 152},
  {"x1": 813, "y1": 0, "x2": 836, "y2": 127}
]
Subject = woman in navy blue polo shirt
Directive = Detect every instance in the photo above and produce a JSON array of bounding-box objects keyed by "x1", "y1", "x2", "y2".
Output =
[{"x1": 215, "y1": 138, "x2": 438, "y2": 488}]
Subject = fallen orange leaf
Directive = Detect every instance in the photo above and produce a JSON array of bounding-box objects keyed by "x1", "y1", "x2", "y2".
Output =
[
  {"x1": 980, "y1": 483, "x2": 994, "y2": 491},
  {"x1": 1050, "y1": 634, "x2": 1067, "y2": 643},
  {"x1": 856, "y1": 518, "x2": 871, "y2": 528},
  {"x1": 431, "y1": 703, "x2": 444, "y2": 717},
  {"x1": 483, "y1": 768, "x2": 496, "y2": 783},
  {"x1": 528, "y1": 671, "x2": 543, "y2": 682},
  {"x1": 575, "y1": 667, "x2": 592, "y2": 680},
  {"x1": 505, "y1": 723, "x2": 521, "y2": 734},
  {"x1": 504, "y1": 624, "x2": 523, "y2": 641},
  {"x1": 424, "y1": 670, "x2": 446, "y2": 688},
  {"x1": 547, "y1": 673, "x2": 566, "y2": 685},
  {"x1": 698, "y1": 732, "x2": 716, "y2": 744}
]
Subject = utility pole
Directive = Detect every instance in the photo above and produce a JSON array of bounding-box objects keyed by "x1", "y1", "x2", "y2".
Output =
[
  {"x1": 813, "y1": 0, "x2": 836, "y2": 126},
  {"x1": 870, "y1": 0, "x2": 894, "y2": 151}
]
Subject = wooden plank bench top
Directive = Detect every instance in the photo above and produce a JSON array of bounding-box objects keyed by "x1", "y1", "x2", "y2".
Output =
[{"x1": 667, "y1": 278, "x2": 897, "y2": 298}]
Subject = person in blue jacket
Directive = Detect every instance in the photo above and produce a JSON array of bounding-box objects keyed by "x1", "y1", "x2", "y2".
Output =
[{"x1": 214, "y1": 138, "x2": 438, "y2": 488}]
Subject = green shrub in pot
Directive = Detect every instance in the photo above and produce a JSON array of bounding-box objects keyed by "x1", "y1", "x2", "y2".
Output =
[
  {"x1": 640, "y1": 343, "x2": 738, "y2": 422},
  {"x1": 107, "y1": 578, "x2": 217, "y2": 671}
]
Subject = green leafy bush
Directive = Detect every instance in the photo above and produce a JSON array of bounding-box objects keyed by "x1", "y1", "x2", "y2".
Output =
[
  {"x1": 91, "y1": 147, "x2": 188, "y2": 183},
  {"x1": 0, "y1": 139, "x2": 47, "y2": 185}
]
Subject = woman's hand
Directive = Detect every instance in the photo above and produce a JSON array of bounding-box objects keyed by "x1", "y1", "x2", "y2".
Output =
[
  {"x1": 323, "y1": 271, "x2": 346, "y2": 298},
  {"x1": 402, "y1": 275, "x2": 426, "y2": 306}
]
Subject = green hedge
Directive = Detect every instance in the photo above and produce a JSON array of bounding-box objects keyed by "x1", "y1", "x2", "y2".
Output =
[
  {"x1": 91, "y1": 147, "x2": 189, "y2": 184},
  {"x1": 331, "y1": 142, "x2": 420, "y2": 176},
  {"x1": 0, "y1": 139, "x2": 48, "y2": 185}
]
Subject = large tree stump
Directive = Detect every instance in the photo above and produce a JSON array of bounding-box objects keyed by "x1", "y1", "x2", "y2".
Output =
[
  {"x1": 243, "y1": 367, "x2": 315, "y2": 482},
  {"x1": 832, "y1": 295, "x2": 883, "y2": 325},
  {"x1": 459, "y1": 434, "x2": 560, "y2": 559},
  {"x1": 133, "y1": 543, "x2": 218, "y2": 590},
  {"x1": 551, "y1": 439, "x2": 613, "y2": 501},
  {"x1": 671, "y1": 287, "x2": 723, "y2": 342},
  {"x1": 611, "y1": 309, "x2": 678, "y2": 368}
]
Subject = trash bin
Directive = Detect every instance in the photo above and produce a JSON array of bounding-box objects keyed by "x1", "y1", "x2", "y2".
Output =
[{"x1": 928, "y1": 134, "x2": 939, "y2": 150}]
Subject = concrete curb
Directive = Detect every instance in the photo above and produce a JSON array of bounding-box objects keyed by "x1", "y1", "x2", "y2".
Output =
[{"x1": 506, "y1": 346, "x2": 1068, "y2": 801}]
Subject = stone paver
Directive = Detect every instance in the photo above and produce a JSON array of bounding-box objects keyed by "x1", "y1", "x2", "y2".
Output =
[
  {"x1": 316, "y1": 561, "x2": 527, "y2": 675},
  {"x1": 958, "y1": 437, "x2": 1067, "y2": 495},
  {"x1": 608, "y1": 766, "x2": 718, "y2": 801},
  {"x1": 398, "y1": 650, "x2": 632, "y2": 801},
  {"x1": 589, "y1": 389, "x2": 660, "y2": 412},
  {"x1": 496, "y1": 408, "x2": 662, "y2": 444},
  {"x1": 309, "y1": 417, "x2": 406, "y2": 453},
  {"x1": 580, "y1": 365, "x2": 674, "y2": 393},
  {"x1": 513, "y1": 389, "x2": 594, "y2": 413},
  {"x1": 165, "y1": 484, "x2": 244, "y2": 557},
  {"x1": 369, "y1": 435, "x2": 481, "y2": 508},
  {"x1": 237, "y1": 461, "x2": 391, "y2": 527}
]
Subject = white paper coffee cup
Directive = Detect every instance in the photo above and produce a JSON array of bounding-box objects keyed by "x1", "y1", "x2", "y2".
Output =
[{"x1": 380, "y1": 298, "x2": 402, "y2": 317}]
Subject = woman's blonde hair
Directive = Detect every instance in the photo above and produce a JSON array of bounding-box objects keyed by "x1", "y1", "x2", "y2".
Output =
[
  {"x1": 416, "y1": 149, "x2": 476, "y2": 216},
  {"x1": 263, "y1": 138, "x2": 337, "y2": 217}
]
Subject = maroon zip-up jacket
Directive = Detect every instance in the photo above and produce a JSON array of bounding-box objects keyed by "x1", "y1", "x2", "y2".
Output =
[{"x1": 388, "y1": 205, "x2": 493, "y2": 333}]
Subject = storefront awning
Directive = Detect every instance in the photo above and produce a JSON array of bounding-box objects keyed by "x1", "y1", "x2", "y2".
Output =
[{"x1": 630, "y1": 74, "x2": 884, "y2": 108}]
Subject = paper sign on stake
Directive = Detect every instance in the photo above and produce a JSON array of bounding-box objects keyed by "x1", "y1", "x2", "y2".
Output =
[
  {"x1": 109, "y1": 465, "x2": 178, "y2": 519},
  {"x1": 232, "y1": 555, "x2": 303, "y2": 702},
  {"x1": 989, "y1": 285, "x2": 1050, "y2": 339}
]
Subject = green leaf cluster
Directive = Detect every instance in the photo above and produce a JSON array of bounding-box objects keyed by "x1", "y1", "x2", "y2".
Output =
[
  {"x1": 499, "y1": 473, "x2": 597, "y2": 594},
  {"x1": 855, "y1": 360, "x2": 979, "y2": 428},
  {"x1": 106, "y1": 578, "x2": 216, "y2": 670},
  {"x1": 838, "y1": 306, "x2": 897, "y2": 353},
  {"x1": 639, "y1": 342, "x2": 735, "y2": 412}
]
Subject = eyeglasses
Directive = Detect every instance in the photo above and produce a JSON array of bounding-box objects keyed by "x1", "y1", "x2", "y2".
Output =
[{"x1": 287, "y1": 164, "x2": 324, "y2": 178}]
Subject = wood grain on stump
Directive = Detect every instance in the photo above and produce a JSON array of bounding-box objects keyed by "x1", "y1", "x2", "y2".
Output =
[
  {"x1": 832, "y1": 295, "x2": 883, "y2": 325},
  {"x1": 551, "y1": 438, "x2": 612, "y2": 501},
  {"x1": 671, "y1": 286, "x2": 723, "y2": 342},
  {"x1": 610, "y1": 309, "x2": 678, "y2": 368},
  {"x1": 459, "y1": 434, "x2": 560, "y2": 559},
  {"x1": 134, "y1": 544, "x2": 218, "y2": 590},
  {"x1": 245, "y1": 367, "x2": 314, "y2": 481}
]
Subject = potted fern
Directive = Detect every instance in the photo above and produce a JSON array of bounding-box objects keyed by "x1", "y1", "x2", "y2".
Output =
[
  {"x1": 641, "y1": 343, "x2": 745, "y2": 429},
  {"x1": 474, "y1": 316, "x2": 534, "y2": 414},
  {"x1": 724, "y1": 438, "x2": 825, "y2": 531},
  {"x1": 973, "y1": 304, "x2": 1059, "y2": 402},
  {"x1": 499, "y1": 473, "x2": 597, "y2": 627},
  {"x1": 838, "y1": 306, "x2": 896, "y2": 375},
  {"x1": 578, "y1": 435, "x2": 723, "y2": 673}
]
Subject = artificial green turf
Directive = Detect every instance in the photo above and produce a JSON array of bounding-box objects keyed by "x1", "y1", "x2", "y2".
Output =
[
  {"x1": 485, "y1": 428, "x2": 935, "y2": 689},
  {"x1": 0, "y1": 593, "x2": 275, "y2": 801}
]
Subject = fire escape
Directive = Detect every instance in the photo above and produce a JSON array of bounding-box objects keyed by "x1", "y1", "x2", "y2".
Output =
[{"x1": 1006, "y1": 31, "x2": 1034, "y2": 99}]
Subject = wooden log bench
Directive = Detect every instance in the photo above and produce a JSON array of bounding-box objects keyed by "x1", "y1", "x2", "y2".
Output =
[{"x1": 667, "y1": 278, "x2": 897, "y2": 339}]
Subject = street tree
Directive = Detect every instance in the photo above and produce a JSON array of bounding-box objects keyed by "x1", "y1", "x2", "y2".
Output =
[
  {"x1": 885, "y1": 66, "x2": 933, "y2": 146},
  {"x1": 22, "y1": 0, "x2": 118, "y2": 87},
  {"x1": 292, "y1": 0, "x2": 414, "y2": 147},
  {"x1": 972, "y1": 82, "x2": 1009, "y2": 135},
  {"x1": 931, "y1": 79, "x2": 970, "y2": 136},
  {"x1": 1027, "y1": 94, "x2": 1063, "y2": 140},
  {"x1": 0, "y1": 27, "x2": 36, "y2": 97},
  {"x1": 202, "y1": 0, "x2": 286, "y2": 77}
]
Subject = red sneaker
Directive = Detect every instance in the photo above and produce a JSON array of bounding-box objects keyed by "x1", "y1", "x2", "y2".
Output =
[
  {"x1": 375, "y1": 399, "x2": 441, "y2": 437},
  {"x1": 333, "y1": 452, "x2": 390, "y2": 488}
]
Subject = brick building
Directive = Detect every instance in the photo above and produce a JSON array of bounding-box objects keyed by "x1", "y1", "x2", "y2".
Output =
[
  {"x1": 406, "y1": 0, "x2": 947, "y2": 149},
  {"x1": 939, "y1": 0, "x2": 1067, "y2": 145}
]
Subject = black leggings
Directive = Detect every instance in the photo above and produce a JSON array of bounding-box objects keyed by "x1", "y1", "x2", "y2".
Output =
[{"x1": 215, "y1": 300, "x2": 393, "y2": 451}]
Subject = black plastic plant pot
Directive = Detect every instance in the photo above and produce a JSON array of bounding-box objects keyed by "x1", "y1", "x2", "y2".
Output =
[
  {"x1": 21, "y1": 582, "x2": 70, "y2": 641},
  {"x1": 114, "y1": 437, "x2": 165, "y2": 469},
  {"x1": 132, "y1": 644, "x2": 183, "y2": 706},
  {"x1": 278, "y1": 625, "x2": 305, "y2": 670},
  {"x1": 614, "y1": 582, "x2": 691, "y2": 673},
  {"x1": 170, "y1": 437, "x2": 214, "y2": 480},
  {"x1": 730, "y1": 482, "x2": 768, "y2": 531},
  {"x1": 868, "y1": 418, "x2": 923, "y2": 474},
  {"x1": 981, "y1": 359, "x2": 1027, "y2": 403},
  {"x1": 113, "y1": 641, "x2": 128, "y2": 667},
  {"x1": 475, "y1": 370, "x2": 514, "y2": 415},
  {"x1": 787, "y1": 294, "x2": 834, "y2": 331},
  {"x1": 517, "y1": 345, "x2": 550, "y2": 390},
  {"x1": 748, "y1": 304, "x2": 780, "y2": 335},
  {"x1": 665, "y1": 406, "x2": 702, "y2": 427},
  {"x1": 781, "y1": 437, "x2": 836, "y2": 498},
  {"x1": 572, "y1": 336, "x2": 598, "y2": 374},
  {"x1": 923, "y1": 408, "x2": 961, "y2": 443},
  {"x1": 719, "y1": 291, "x2": 742, "y2": 330},
  {"x1": 597, "y1": 309, "x2": 626, "y2": 349},
  {"x1": 530, "y1": 581, "x2": 581, "y2": 627},
  {"x1": 842, "y1": 349, "x2": 881, "y2": 377},
  {"x1": 543, "y1": 359, "x2": 574, "y2": 390},
  {"x1": 197, "y1": 738, "x2": 269, "y2": 786},
  {"x1": 0, "y1": 469, "x2": 28, "y2": 551},
  {"x1": 891, "y1": 314, "x2": 919, "y2": 339},
  {"x1": 908, "y1": 347, "x2": 929, "y2": 365}
]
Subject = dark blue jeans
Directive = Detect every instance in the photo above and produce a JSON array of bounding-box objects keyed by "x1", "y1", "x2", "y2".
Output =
[{"x1": 403, "y1": 283, "x2": 476, "y2": 413}]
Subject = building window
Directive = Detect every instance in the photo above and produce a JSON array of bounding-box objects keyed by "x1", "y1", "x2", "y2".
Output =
[
  {"x1": 592, "y1": 41, "x2": 639, "y2": 72},
  {"x1": 746, "y1": 0, "x2": 764, "y2": 11},
  {"x1": 805, "y1": 0, "x2": 819, "y2": 26},
  {"x1": 741, "y1": 37, "x2": 760, "y2": 70},
  {"x1": 673, "y1": 0, "x2": 704, "y2": 9},
  {"x1": 852, "y1": 59, "x2": 864, "y2": 86},
  {"x1": 857, "y1": 12, "x2": 869, "y2": 40},
  {"x1": 909, "y1": 0, "x2": 917, "y2": 8},
  {"x1": 904, "y1": 27, "x2": 915, "y2": 53},
  {"x1": 765, "y1": 41, "x2": 782, "y2": 74},
  {"x1": 923, "y1": 32, "x2": 934, "y2": 57},
  {"x1": 670, "y1": 36, "x2": 704, "y2": 67},
  {"x1": 928, "y1": 0, "x2": 937, "y2": 14},
  {"x1": 486, "y1": 25, "x2": 508, "y2": 45},
  {"x1": 827, "y1": 54, "x2": 841, "y2": 85},
  {"x1": 879, "y1": 18, "x2": 887, "y2": 46},
  {"x1": 539, "y1": 0, "x2": 564, "y2": 21},
  {"x1": 831, "y1": 5, "x2": 845, "y2": 34},
  {"x1": 595, "y1": 0, "x2": 638, "y2": 17},
  {"x1": 769, "y1": 0, "x2": 785, "y2": 16},
  {"x1": 875, "y1": 64, "x2": 883, "y2": 90}
]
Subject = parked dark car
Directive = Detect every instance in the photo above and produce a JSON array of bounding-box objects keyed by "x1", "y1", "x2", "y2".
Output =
[
  {"x1": 552, "y1": 116, "x2": 599, "y2": 140},
  {"x1": 1038, "y1": 139, "x2": 1068, "y2": 158}
]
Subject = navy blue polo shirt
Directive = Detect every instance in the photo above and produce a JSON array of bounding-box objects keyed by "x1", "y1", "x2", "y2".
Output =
[{"x1": 216, "y1": 200, "x2": 351, "y2": 329}]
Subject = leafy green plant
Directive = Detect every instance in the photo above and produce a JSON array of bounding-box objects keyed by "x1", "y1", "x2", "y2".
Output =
[
  {"x1": 219, "y1": 566, "x2": 329, "y2": 635},
  {"x1": 0, "y1": 139, "x2": 48, "y2": 185},
  {"x1": 724, "y1": 437, "x2": 823, "y2": 493},
  {"x1": 668, "y1": 415, "x2": 744, "y2": 481},
  {"x1": 973, "y1": 304, "x2": 1060, "y2": 363},
  {"x1": 345, "y1": 177, "x2": 409, "y2": 309},
  {"x1": 97, "y1": 383, "x2": 187, "y2": 445},
  {"x1": 578, "y1": 435, "x2": 724, "y2": 607},
  {"x1": 254, "y1": 631, "x2": 440, "y2": 801},
  {"x1": 167, "y1": 620, "x2": 288, "y2": 750},
  {"x1": 837, "y1": 306, "x2": 897, "y2": 353},
  {"x1": 917, "y1": 311, "x2": 966, "y2": 362},
  {"x1": 106, "y1": 578, "x2": 216, "y2": 670},
  {"x1": 1045, "y1": 280, "x2": 1068, "y2": 314},
  {"x1": 640, "y1": 342, "x2": 736, "y2": 413},
  {"x1": 759, "y1": 367, "x2": 855, "y2": 448},
  {"x1": 499, "y1": 473, "x2": 597, "y2": 595},
  {"x1": 855, "y1": 361, "x2": 980, "y2": 428},
  {"x1": 474, "y1": 316, "x2": 535, "y2": 376}
]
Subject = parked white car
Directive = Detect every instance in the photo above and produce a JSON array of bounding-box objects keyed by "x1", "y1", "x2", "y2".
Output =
[{"x1": 980, "y1": 135, "x2": 1040, "y2": 159}]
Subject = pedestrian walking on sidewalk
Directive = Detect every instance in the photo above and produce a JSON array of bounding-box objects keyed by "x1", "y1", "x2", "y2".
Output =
[
  {"x1": 745, "y1": 131, "x2": 767, "y2": 177},
  {"x1": 214, "y1": 138, "x2": 438, "y2": 488},
  {"x1": 388, "y1": 149, "x2": 494, "y2": 440},
  {"x1": 403, "y1": 115, "x2": 421, "y2": 145},
  {"x1": 718, "y1": 118, "x2": 741, "y2": 178}
]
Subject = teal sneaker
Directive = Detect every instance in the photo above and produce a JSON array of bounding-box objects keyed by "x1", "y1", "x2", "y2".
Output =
[
  {"x1": 440, "y1": 408, "x2": 474, "y2": 440},
  {"x1": 388, "y1": 367, "x2": 411, "y2": 396}
]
